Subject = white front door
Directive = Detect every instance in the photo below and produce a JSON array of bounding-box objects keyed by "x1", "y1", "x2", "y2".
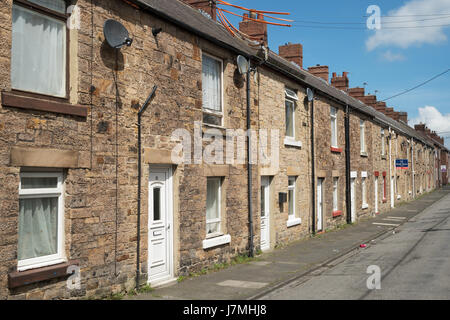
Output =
[
  {"x1": 148, "y1": 166, "x2": 173, "y2": 285},
  {"x1": 374, "y1": 177, "x2": 379, "y2": 214},
  {"x1": 317, "y1": 179, "x2": 324, "y2": 232},
  {"x1": 390, "y1": 176, "x2": 395, "y2": 208},
  {"x1": 351, "y1": 178, "x2": 356, "y2": 223},
  {"x1": 260, "y1": 177, "x2": 270, "y2": 252}
]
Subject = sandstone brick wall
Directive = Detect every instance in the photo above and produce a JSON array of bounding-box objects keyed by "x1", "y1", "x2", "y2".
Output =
[
  {"x1": 257, "y1": 67, "x2": 311, "y2": 247},
  {"x1": 313, "y1": 96, "x2": 347, "y2": 230}
]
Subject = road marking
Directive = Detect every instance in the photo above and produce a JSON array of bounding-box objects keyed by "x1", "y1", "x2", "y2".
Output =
[
  {"x1": 387, "y1": 216, "x2": 407, "y2": 220},
  {"x1": 406, "y1": 210, "x2": 418, "y2": 212},
  {"x1": 373, "y1": 222, "x2": 400, "y2": 227},
  {"x1": 383, "y1": 218, "x2": 404, "y2": 222},
  {"x1": 249, "y1": 261, "x2": 272, "y2": 266},
  {"x1": 217, "y1": 280, "x2": 268, "y2": 289}
]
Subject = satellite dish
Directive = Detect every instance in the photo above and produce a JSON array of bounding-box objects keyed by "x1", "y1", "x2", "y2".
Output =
[
  {"x1": 237, "y1": 55, "x2": 249, "y2": 75},
  {"x1": 104, "y1": 19, "x2": 133, "y2": 49},
  {"x1": 307, "y1": 88, "x2": 314, "y2": 102}
]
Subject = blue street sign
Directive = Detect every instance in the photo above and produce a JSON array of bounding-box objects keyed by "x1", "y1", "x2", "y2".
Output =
[{"x1": 396, "y1": 159, "x2": 409, "y2": 169}]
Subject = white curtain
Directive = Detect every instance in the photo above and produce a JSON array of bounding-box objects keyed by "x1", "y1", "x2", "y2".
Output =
[
  {"x1": 202, "y1": 56, "x2": 221, "y2": 112},
  {"x1": 18, "y1": 197, "x2": 58, "y2": 261},
  {"x1": 11, "y1": 4, "x2": 66, "y2": 97},
  {"x1": 206, "y1": 178, "x2": 220, "y2": 234}
]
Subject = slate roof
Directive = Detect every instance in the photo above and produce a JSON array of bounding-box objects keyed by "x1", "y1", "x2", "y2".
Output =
[{"x1": 132, "y1": 0, "x2": 447, "y2": 151}]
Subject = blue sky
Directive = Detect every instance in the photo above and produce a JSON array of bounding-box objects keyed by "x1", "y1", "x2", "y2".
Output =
[{"x1": 220, "y1": 0, "x2": 450, "y2": 147}]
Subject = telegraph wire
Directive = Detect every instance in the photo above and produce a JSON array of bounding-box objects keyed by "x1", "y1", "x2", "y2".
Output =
[{"x1": 381, "y1": 69, "x2": 450, "y2": 102}]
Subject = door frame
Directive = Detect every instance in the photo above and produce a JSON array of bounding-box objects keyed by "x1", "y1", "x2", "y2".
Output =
[
  {"x1": 147, "y1": 165, "x2": 174, "y2": 285},
  {"x1": 260, "y1": 176, "x2": 271, "y2": 251},
  {"x1": 350, "y1": 178, "x2": 356, "y2": 223},
  {"x1": 374, "y1": 176, "x2": 379, "y2": 214},
  {"x1": 317, "y1": 178, "x2": 324, "y2": 232}
]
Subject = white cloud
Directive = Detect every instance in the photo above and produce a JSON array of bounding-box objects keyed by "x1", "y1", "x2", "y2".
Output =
[
  {"x1": 366, "y1": 0, "x2": 450, "y2": 51},
  {"x1": 381, "y1": 50, "x2": 406, "y2": 62},
  {"x1": 409, "y1": 106, "x2": 450, "y2": 147}
]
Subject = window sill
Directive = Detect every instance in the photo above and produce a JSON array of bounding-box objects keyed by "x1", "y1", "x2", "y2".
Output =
[
  {"x1": 330, "y1": 147, "x2": 343, "y2": 153},
  {"x1": 382, "y1": 199, "x2": 387, "y2": 203},
  {"x1": 8, "y1": 260, "x2": 79, "y2": 289},
  {"x1": 203, "y1": 234, "x2": 231, "y2": 250},
  {"x1": 362, "y1": 204, "x2": 369, "y2": 210},
  {"x1": 360, "y1": 152, "x2": 368, "y2": 158},
  {"x1": 1, "y1": 91, "x2": 88, "y2": 118},
  {"x1": 332, "y1": 210, "x2": 343, "y2": 218},
  {"x1": 287, "y1": 218, "x2": 302, "y2": 228},
  {"x1": 381, "y1": 155, "x2": 387, "y2": 160},
  {"x1": 284, "y1": 138, "x2": 302, "y2": 148}
]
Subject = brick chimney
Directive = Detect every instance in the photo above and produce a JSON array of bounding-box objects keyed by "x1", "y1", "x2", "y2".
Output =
[
  {"x1": 331, "y1": 72, "x2": 349, "y2": 92},
  {"x1": 415, "y1": 123, "x2": 426, "y2": 134},
  {"x1": 374, "y1": 101, "x2": 387, "y2": 114},
  {"x1": 431, "y1": 132, "x2": 444, "y2": 145},
  {"x1": 279, "y1": 43, "x2": 303, "y2": 69},
  {"x1": 239, "y1": 11, "x2": 268, "y2": 45},
  {"x1": 348, "y1": 87, "x2": 365, "y2": 100},
  {"x1": 398, "y1": 112, "x2": 408, "y2": 123},
  {"x1": 181, "y1": 0, "x2": 217, "y2": 20},
  {"x1": 308, "y1": 64, "x2": 329, "y2": 83},
  {"x1": 359, "y1": 95, "x2": 377, "y2": 108}
]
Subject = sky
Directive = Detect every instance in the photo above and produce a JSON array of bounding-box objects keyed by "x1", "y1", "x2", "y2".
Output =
[{"x1": 220, "y1": 0, "x2": 450, "y2": 148}]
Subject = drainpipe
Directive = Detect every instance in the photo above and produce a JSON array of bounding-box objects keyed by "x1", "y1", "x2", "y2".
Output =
[
  {"x1": 345, "y1": 104, "x2": 351, "y2": 224},
  {"x1": 412, "y1": 138, "x2": 415, "y2": 198},
  {"x1": 310, "y1": 90, "x2": 316, "y2": 234},
  {"x1": 388, "y1": 127, "x2": 394, "y2": 208},
  {"x1": 136, "y1": 85, "x2": 158, "y2": 290},
  {"x1": 246, "y1": 67, "x2": 254, "y2": 258}
]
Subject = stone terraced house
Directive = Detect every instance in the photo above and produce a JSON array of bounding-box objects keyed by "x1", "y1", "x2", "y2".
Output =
[{"x1": 0, "y1": 0, "x2": 448, "y2": 299}]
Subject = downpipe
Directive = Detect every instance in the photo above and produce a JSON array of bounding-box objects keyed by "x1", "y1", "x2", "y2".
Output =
[
  {"x1": 345, "y1": 104, "x2": 352, "y2": 224},
  {"x1": 136, "y1": 85, "x2": 158, "y2": 290}
]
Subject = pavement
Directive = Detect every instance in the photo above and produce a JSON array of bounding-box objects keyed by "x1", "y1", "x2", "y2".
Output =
[{"x1": 128, "y1": 186, "x2": 450, "y2": 300}]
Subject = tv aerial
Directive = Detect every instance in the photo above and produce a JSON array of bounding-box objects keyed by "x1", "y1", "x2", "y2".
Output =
[
  {"x1": 237, "y1": 55, "x2": 250, "y2": 75},
  {"x1": 104, "y1": 19, "x2": 133, "y2": 49},
  {"x1": 307, "y1": 88, "x2": 314, "y2": 102}
]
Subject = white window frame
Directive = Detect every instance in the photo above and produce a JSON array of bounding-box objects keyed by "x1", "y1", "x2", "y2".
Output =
[
  {"x1": 381, "y1": 129, "x2": 386, "y2": 156},
  {"x1": 362, "y1": 177, "x2": 368, "y2": 209},
  {"x1": 202, "y1": 53, "x2": 224, "y2": 127},
  {"x1": 285, "y1": 98, "x2": 296, "y2": 139},
  {"x1": 331, "y1": 107, "x2": 338, "y2": 148},
  {"x1": 18, "y1": 171, "x2": 66, "y2": 271},
  {"x1": 333, "y1": 177, "x2": 339, "y2": 212},
  {"x1": 360, "y1": 120, "x2": 366, "y2": 154},
  {"x1": 206, "y1": 177, "x2": 222, "y2": 238}
]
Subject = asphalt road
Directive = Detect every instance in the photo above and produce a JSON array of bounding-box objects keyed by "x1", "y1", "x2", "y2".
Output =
[{"x1": 262, "y1": 192, "x2": 450, "y2": 300}]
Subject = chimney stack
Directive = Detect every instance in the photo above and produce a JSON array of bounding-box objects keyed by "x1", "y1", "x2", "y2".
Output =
[
  {"x1": 348, "y1": 87, "x2": 365, "y2": 100},
  {"x1": 239, "y1": 11, "x2": 268, "y2": 45},
  {"x1": 331, "y1": 72, "x2": 349, "y2": 92},
  {"x1": 359, "y1": 95, "x2": 377, "y2": 108},
  {"x1": 308, "y1": 64, "x2": 329, "y2": 83},
  {"x1": 181, "y1": 0, "x2": 216, "y2": 20},
  {"x1": 415, "y1": 123, "x2": 426, "y2": 133},
  {"x1": 398, "y1": 112, "x2": 408, "y2": 123},
  {"x1": 279, "y1": 43, "x2": 303, "y2": 69}
]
